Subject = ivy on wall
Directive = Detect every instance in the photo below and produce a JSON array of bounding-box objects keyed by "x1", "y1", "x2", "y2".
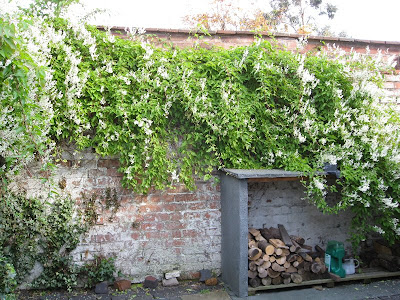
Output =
[{"x1": 1, "y1": 4, "x2": 400, "y2": 285}]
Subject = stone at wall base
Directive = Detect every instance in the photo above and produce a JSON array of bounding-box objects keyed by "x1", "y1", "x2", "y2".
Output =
[
  {"x1": 205, "y1": 278, "x2": 218, "y2": 286},
  {"x1": 199, "y1": 269, "x2": 212, "y2": 282},
  {"x1": 144, "y1": 275, "x2": 158, "y2": 289},
  {"x1": 95, "y1": 281, "x2": 109, "y2": 294},
  {"x1": 162, "y1": 278, "x2": 179, "y2": 287},
  {"x1": 113, "y1": 279, "x2": 131, "y2": 291},
  {"x1": 165, "y1": 270, "x2": 181, "y2": 279}
]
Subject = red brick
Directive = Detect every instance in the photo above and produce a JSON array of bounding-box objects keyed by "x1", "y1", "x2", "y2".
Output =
[
  {"x1": 187, "y1": 202, "x2": 206, "y2": 210},
  {"x1": 138, "y1": 204, "x2": 162, "y2": 213},
  {"x1": 164, "y1": 221, "x2": 184, "y2": 230},
  {"x1": 98, "y1": 159, "x2": 120, "y2": 168},
  {"x1": 114, "y1": 279, "x2": 131, "y2": 291},
  {"x1": 163, "y1": 203, "x2": 186, "y2": 212},
  {"x1": 131, "y1": 232, "x2": 140, "y2": 240},
  {"x1": 106, "y1": 168, "x2": 123, "y2": 177},
  {"x1": 174, "y1": 194, "x2": 196, "y2": 202},
  {"x1": 171, "y1": 230, "x2": 182, "y2": 239}
]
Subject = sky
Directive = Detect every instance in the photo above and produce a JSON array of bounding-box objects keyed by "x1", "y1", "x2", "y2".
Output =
[
  {"x1": 78, "y1": 0, "x2": 400, "y2": 42},
  {"x1": 2, "y1": 0, "x2": 398, "y2": 42}
]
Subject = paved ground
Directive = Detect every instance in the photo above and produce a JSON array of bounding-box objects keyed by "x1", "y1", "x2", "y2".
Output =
[{"x1": 14, "y1": 278, "x2": 400, "y2": 300}]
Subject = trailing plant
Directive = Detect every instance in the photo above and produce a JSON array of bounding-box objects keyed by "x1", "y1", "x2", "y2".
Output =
[
  {"x1": 0, "y1": 189, "x2": 88, "y2": 292},
  {"x1": 80, "y1": 255, "x2": 116, "y2": 288},
  {"x1": 0, "y1": 255, "x2": 17, "y2": 297},
  {"x1": 1, "y1": 2, "x2": 400, "y2": 254}
]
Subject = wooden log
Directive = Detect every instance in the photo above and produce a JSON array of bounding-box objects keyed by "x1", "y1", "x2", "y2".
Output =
[
  {"x1": 315, "y1": 245, "x2": 325, "y2": 254},
  {"x1": 262, "y1": 254, "x2": 270, "y2": 262},
  {"x1": 281, "y1": 272, "x2": 291, "y2": 279},
  {"x1": 290, "y1": 235, "x2": 305, "y2": 245},
  {"x1": 261, "y1": 277, "x2": 272, "y2": 286},
  {"x1": 320, "y1": 263, "x2": 327, "y2": 273},
  {"x1": 272, "y1": 276, "x2": 283, "y2": 285},
  {"x1": 292, "y1": 261, "x2": 300, "y2": 268},
  {"x1": 298, "y1": 268, "x2": 305, "y2": 275},
  {"x1": 258, "y1": 270, "x2": 269, "y2": 278},
  {"x1": 377, "y1": 258, "x2": 399, "y2": 272},
  {"x1": 311, "y1": 262, "x2": 322, "y2": 274},
  {"x1": 269, "y1": 239, "x2": 289, "y2": 249},
  {"x1": 377, "y1": 254, "x2": 400, "y2": 267},
  {"x1": 249, "y1": 248, "x2": 262, "y2": 261},
  {"x1": 248, "y1": 239, "x2": 258, "y2": 248},
  {"x1": 291, "y1": 240, "x2": 302, "y2": 253},
  {"x1": 287, "y1": 254, "x2": 298, "y2": 263},
  {"x1": 291, "y1": 273, "x2": 303, "y2": 284},
  {"x1": 249, "y1": 261, "x2": 257, "y2": 271},
  {"x1": 272, "y1": 262, "x2": 285, "y2": 272},
  {"x1": 258, "y1": 240, "x2": 275, "y2": 256},
  {"x1": 296, "y1": 256, "x2": 304, "y2": 263},
  {"x1": 249, "y1": 277, "x2": 261, "y2": 288},
  {"x1": 278, "y1": 224, "x2": 293, "y2": 246},
  {"x1": 255, "y1": 258, "x2": 264, "y2": 266},
  {"x1": 249, "y1": 228, "x2": 261, "y2": 238},
  {"x1": 255, "y1": 234, "x2": 267, "y2": 242},
  {"x1": 281, "y1": 249, "x2": 290, "y2": 256},
  {"x1": 267, "y1": 268, "x2": 281, "y2": 278},
  {"x1": 301, "y1": 244, "x2": 313, "y2": 251},
  {"x1": 290, "y1": 244, "x2": 301, "y2": 253},
  {"x1": 299, "y1": 252, "x2": 313, "y2": 262},
  {"x1": 374, "y1": 241, "x2": 393, "y2": 256},
  {"x1": 260, "y1": 227, "x2": 280, "y2": 240},
  {"x1": 276, "y1": 256, "x2": 287, "y2": 265},
  {"x1": 248, "y1": 270, "x2": 258, "y2": 278},
  {"x1": 283, "y1": 261, "x2": 291, "y2": 269},
  {"x1": 261, "y1": 261, "x2": 272, "y2": 269},
  {"x1": 257, "y1": 266, "x2": 266, "y2": 273},
  {"x1": 269, "y1": 256, "x2": 276, "y2": 263},
  {"x1": 275, "y1": 248, "x2": 283, "y2": 256},
  {"x1": 285, "y1": 266, "x2": 297, "y2": 273},
  {"x1": 283, "y1": 277, "x2": 291, "y2": 284},
  {"x1": 304, "y1": 261, "x2": 311, "y2": 272}
]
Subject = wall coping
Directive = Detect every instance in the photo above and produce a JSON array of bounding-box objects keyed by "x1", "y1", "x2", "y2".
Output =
[{"x1": 100, "y1": 26, "x2": 400, "y2": 47}]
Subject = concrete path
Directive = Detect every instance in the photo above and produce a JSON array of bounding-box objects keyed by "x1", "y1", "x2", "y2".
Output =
[{"x1": 229, "y1": 279, "x2": 400, "y2": 300}]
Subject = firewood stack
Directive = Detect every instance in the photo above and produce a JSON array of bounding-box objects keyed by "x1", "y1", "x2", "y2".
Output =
[
  {"x1": 360, "y1": 240, "x2": 400, "y2": 272},
  {"x1": 248, "y1": 224, "x2": 328, "y2": 288}
]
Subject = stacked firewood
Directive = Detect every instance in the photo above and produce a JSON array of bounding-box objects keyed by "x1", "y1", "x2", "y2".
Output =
[
  {"x1": 360, "y1": 240, "x2": 400, "y2": 272},
  {"x1": 248, "y1": 224, "x2": 328, "y2": 287}
]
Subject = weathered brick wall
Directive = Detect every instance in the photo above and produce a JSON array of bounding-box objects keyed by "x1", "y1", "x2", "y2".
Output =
[
  {"x1": 17, "y1": 30, "x2": 400, "y2": 282},
  {"x1": 17, "y1": 149, "x2": 221, "y2": 282},
  {"x1": 248, "y1": 181, "x2": 353, "y2": 253}
]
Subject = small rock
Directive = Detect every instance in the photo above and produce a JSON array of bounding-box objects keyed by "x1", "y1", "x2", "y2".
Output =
[
  {"x1": 313, "y1": 285, "x2": 324, "y2": 291},
  {"x1": 113, "y1": 279, "x2": 131, "y2": 291},
  {"x1": 162, "y1": 278, "x2": 179, "y2": 287},
  {"x1": 199, "y1": 269, "x2": 212, "y2": 282},
  {"x1": 165, "y1": 270, "x2": 181, "y2": 279},
  {"x1": 144, "y1": 275, "x2": 158, "y2": 289},
  {"x1": 205, "y1": 277, "x2": 218, "y2": 286},
  {"x1": 95, "y1": 281, "x2": 109, "y2": 294}
]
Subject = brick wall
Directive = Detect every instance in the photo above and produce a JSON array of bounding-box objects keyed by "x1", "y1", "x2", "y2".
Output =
[
  {"x1": 17, "y1": 29, "x2": 400, "y2": 282},
  {"x1": 62, "y1": 151, "x2": 221, "y2": 281},
  {"x1": 248, "y1": 181, "x2": 353, "y2": 253}
]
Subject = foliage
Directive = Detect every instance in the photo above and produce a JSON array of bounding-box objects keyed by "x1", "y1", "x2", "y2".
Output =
[
  {"x1": 0, "y1": 190, "x2": 88, "y2": 291},
  {"x1": 80, "y1": 256, "x2": 116, "y2": 288},
  {"x1": 0, "y1": 255, "x2": 17, "y2": 296},
  {"x1": 264, "y1": 0, "x2": 338, "y2": 34},
  {"x1": 1, "y1": 2, "x2": 400, "y2": 257}
]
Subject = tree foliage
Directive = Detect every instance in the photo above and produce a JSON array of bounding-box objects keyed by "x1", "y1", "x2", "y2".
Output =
[{"x1": 264, "y1": 0, "x2": 338, "y2": 34}]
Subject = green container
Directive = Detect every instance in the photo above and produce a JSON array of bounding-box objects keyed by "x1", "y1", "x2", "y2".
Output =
[{"x1": 325, "y1": 240, "x2": 346, "y2": 278}]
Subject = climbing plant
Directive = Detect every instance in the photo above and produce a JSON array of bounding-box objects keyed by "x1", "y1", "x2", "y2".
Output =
[{"x1": 1, "y1": 0, "x2": 400, "y2": 274}]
